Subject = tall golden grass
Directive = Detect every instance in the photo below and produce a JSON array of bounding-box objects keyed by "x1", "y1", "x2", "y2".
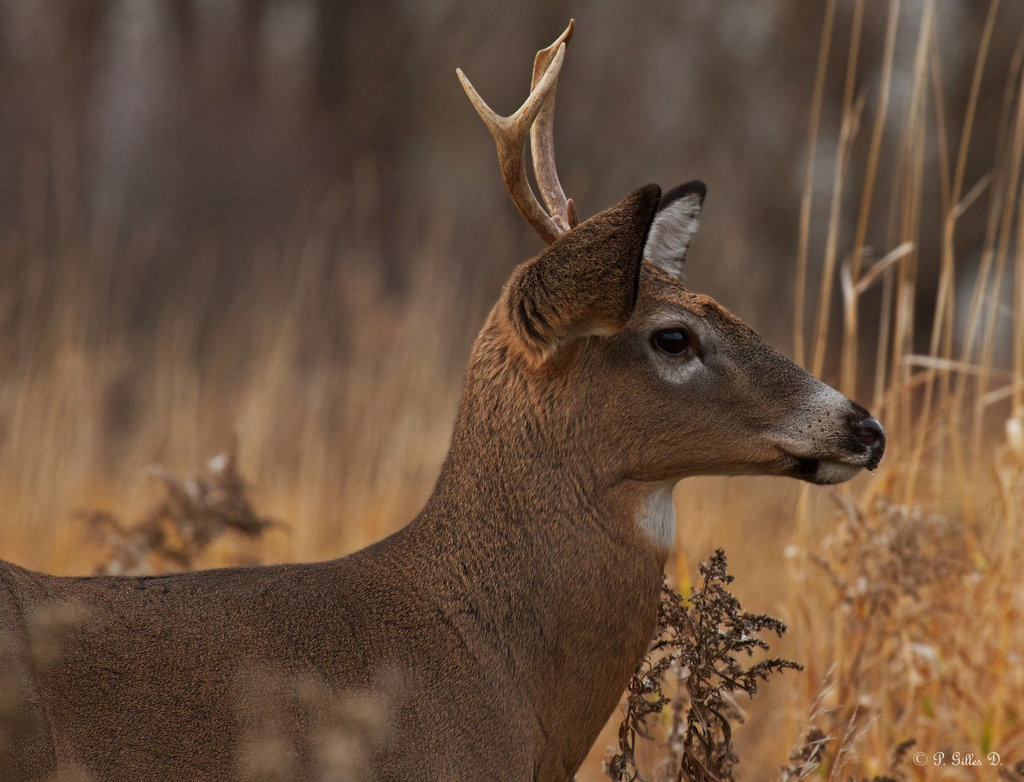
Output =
[
  {"x1": 587, "y1": 2, "x2": 1024, "y2": 778},
  {"x1": 1, "y1": 1, "x2": 1022, "y2": 779},
  {"x1": 773, "y1": 0, "x2": 1024, "y2": 776},
  {"x1": 590, "y1": 0, "x2": 1024, "y2": 778}
]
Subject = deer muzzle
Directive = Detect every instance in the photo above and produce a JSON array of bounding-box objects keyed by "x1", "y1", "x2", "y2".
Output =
[{"x1": 776, "y1": 392, "x2": 887, "y2": 486}]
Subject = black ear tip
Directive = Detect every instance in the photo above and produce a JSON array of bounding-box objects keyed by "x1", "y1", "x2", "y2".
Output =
[
  {"x1": 626, "y1": 184, "x2": 663, "y2": 223},
  {"x1": 659, "y1": 180, "x2": 707, "y2": 210},
  {"x1": 637, "y1": 183, "x2": 663, "y2": 204}
]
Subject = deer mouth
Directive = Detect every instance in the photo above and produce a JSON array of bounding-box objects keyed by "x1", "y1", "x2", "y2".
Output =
[
  {"x1": 782, "y1": 439, "x2": 883, "y2": 485},
  {"x1": 787, "y1": 456, "x2": 865, "y2": 485}
]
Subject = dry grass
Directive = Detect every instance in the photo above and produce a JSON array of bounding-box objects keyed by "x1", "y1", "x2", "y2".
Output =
[
  {"x1": 588, "y1": 1, "x2": 1024, "y2": 778},
  {"x1": 1, "y1": 2, "x2": 1022, "y2": 780}
]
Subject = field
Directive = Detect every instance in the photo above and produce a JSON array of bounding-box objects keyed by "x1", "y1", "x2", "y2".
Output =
[{"x1": 1, "y1": 2, "x2": 1023, "y2": 780}]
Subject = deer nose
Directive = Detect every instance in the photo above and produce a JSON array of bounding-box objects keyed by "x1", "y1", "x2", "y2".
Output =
[
  {"x1": 851, "y1": 414, "x2": 886, "y2": 469},
  {"x1": 853, "y1": 416, "x2": 883, "y2": 446}
]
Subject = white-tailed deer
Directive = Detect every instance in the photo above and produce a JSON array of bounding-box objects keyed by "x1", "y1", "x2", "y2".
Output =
[{"x1": 0, "y1": 21, "x2": 884, "y2": 782}]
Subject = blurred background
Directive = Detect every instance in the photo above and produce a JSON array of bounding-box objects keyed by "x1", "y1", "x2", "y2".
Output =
[
  {"x1": 2, "y1": 1, "x2": 1020, "y2": 333},
  {"x1": 1, "y1": 2, "x2": 1023, "y2": 777}
]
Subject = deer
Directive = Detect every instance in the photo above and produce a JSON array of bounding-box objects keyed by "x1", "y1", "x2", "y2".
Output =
[{"x1": 0, "y1": 21, "x2": 884, "y2": 782}]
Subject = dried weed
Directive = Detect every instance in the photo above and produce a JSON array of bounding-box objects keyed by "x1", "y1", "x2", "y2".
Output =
[
  {"x1": 606, "y1": 550, "x2": 800, "y2": 782},
  {"x1": 78, "y1": 441, "x2": 279, "y2": 575}
]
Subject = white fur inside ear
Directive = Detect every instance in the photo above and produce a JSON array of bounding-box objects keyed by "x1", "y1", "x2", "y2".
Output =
[{"x1": 643, "y1": 193, "x2": 702, "y2": 279}]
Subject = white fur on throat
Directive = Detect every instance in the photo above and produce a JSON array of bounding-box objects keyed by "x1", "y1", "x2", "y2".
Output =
[
  {"x1": 637, "y1": 485, "x2": 676, "y2": 549},
  {"x1": 643, "y1": 193, "x2": 702, "y2": 279}
]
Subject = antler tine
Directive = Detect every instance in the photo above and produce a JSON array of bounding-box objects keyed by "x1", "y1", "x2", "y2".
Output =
[
  {"x1": 530, "y1": 20, "x2": 577, "y2": 232},
  {"x1": 457, "y1": 38, "x2": 569, "y2": 244}
]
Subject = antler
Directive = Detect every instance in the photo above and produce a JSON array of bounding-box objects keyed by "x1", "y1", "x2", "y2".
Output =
[{"x1": 456, "y1": 20, "x2": 579, "y2": 244}]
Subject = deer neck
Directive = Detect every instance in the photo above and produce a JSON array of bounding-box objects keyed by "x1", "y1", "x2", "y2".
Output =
[{"x1": 407, "y1": 345, "x2": 669, "y2": 769}]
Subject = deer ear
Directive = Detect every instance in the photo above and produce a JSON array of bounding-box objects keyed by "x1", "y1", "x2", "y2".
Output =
[
  {"x1": 505, "y1": 184, "x2": 662, "y2": 365},
  {"x1": 643, "y1": 180, "x2": 706, "y2": 280}
]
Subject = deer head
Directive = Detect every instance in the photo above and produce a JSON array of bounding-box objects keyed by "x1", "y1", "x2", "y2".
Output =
[{"x1": 456, "y1": 21, "x2": 886, "y2": 546}]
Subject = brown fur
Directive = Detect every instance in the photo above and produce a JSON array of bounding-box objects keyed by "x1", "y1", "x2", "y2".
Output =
[{"x1": 0, "y1": 186, "x2": 882, "y2": 781}]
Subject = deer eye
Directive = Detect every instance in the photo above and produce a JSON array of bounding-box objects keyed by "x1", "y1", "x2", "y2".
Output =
[{"x1": 651, "y1": 328, "x2": 693, "y2": 356}]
